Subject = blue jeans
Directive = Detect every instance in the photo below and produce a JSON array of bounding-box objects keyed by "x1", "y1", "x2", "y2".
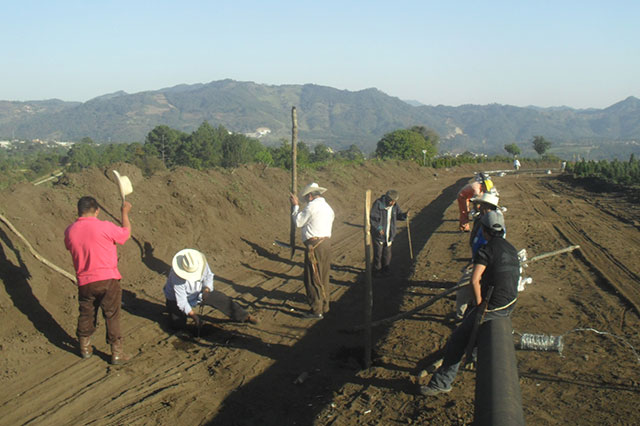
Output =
[{"x1": 428, "y1": 305, "x2": 514, "y2": 390}]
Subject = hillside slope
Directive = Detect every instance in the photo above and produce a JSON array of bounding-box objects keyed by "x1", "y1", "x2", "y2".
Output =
[{"x1": 1, "y1": 80, "x2": 639, "y2": 158}]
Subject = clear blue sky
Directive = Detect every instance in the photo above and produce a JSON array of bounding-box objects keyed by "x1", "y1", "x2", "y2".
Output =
[{"x1": 2, "y1": 0, "x2": 638, "y2": 108}]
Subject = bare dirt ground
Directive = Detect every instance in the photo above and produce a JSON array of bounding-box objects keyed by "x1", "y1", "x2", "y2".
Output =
[{"x1": 0, "y1": 161, "x2": 638, "y2": 425}]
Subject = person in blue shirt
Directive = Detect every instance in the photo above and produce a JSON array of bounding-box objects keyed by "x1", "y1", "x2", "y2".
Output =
[
  {"x1": 422, "y1": 211, "x2": 519, "y2": 396},
  {"x1": 164, "y1": 248, "x2": 258, "y2": 330},
  {"x1": 454, "y1": 192, "x2": 505, "y2": 320}
]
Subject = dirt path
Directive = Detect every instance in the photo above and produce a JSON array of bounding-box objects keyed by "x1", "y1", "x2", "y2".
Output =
[{"x1": 0, "y1": 163, "x2": 638, "y2": 425}]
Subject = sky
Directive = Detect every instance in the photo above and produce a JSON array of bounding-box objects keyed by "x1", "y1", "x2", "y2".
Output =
[{"x1": 2, "y1": 0, "x2": 639, "y2": 109}]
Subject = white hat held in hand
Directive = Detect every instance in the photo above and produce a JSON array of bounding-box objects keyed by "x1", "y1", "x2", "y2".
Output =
[
  {"x1": 112, "y1": 170, "x2": 133, "y2": 199},
  {"x1": 300, "y1": 182, "x2": 327, "y2": 197},
  {"x1": 172, "y1": 249, "x2": 207, "y2": 281}
]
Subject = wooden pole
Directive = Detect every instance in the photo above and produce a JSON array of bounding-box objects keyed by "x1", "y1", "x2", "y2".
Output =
[
  {"x1": 290, "y1": 106, "x2": 298, "y2": 259},
  {"x1": 527, "y1": 245, "x2": 580, "y2": 264},
  {"x1": 347, "y1": 281, "x2": 469, "y2": 332},
  {"x1": 406, "y1": 212, "x2": 413, "y2": 260},
  {"x1": 363, "y1": 189, "x2": 373, "y2": 368},
  {"x1": 0, "y1": 211, "x2": 76, "y2": 284}
]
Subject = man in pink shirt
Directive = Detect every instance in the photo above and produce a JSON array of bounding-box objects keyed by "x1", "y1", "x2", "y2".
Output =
[{"x1": 64, "y1": 196, "x2": 132, "y2": 364}]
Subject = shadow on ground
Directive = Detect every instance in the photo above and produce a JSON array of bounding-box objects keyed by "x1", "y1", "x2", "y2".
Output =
[{"x1": 208, "y1": 178, "x2": 466, "y2": 425}]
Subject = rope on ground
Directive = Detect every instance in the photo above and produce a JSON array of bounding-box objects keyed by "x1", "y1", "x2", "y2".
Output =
[
  {"x1": 344, "y1": 282, "x2": 469, "y2": 332},
  {"x1": 0, "y1": 210, "x2": 76, "y2": 284}
]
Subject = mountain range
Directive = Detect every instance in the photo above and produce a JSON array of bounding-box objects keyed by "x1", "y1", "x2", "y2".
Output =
[{"x1": 1, "y1": 79, "x2": 639, "y2": 159}]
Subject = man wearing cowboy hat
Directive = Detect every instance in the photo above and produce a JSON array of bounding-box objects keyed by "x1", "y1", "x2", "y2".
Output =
[
  {"x1": 369, "y1": 189, "x2": 408, "y2": 277},
  {"x1": 454, "y1": 191, "x2": 506, "y2": 320},
  {"x1": 289, "y1": 182, "x2": 335, "y2": 319},
  {"x1": 421, "y1": 211, "x2": 519, "y2": 397},
  {"x1": 163, "y1": 248, "x2": 258, "y2": 330},
  {"x1": 64, "y1": 196, "x2": 133, "y2": 364}
]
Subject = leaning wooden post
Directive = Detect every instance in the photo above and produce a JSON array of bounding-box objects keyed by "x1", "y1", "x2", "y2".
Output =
[
  {"x1": 363, "y1": 189, "x2": 373, "y2": 368},
  {"x1": 406, "y1": 211, "x2": 413, "y2": 260},
  {"x1": 290, "y1": 106, "x2": 298, "y2": 259}
]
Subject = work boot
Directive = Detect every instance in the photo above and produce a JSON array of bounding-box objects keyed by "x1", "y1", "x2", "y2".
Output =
[
  {"x1": 110, "y1": 339, "x2": 132, "y2": 365},
  {"x1": 78, "y1": 336, "x2": 93, "y2": 359}
]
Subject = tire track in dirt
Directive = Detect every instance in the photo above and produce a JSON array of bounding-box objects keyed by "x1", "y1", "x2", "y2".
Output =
[{"x1": 514, "y1": 180, "x2": 640, "y2": 316}]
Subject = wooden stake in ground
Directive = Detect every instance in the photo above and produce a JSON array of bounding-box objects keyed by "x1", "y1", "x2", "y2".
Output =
[
  {"x1": 363, "y1": 189, "x2": 373, "y2": 368},
  {"x1": 290, "y1": 106, "x2": 298, "y2": 259},
  {"x1": 406, "y1": 211, "x2": 413, "y2": 260}
]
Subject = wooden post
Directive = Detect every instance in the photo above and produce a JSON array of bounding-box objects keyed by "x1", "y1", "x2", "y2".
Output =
[
  {"x1": 406, "y1": 211, "x2": 413, "y2": 260},
  {"x1": 363, "y1": 189, "x2": 373, "y2": 368},
  {"x1": 528, "y1": 245, "x2": 580, "y2": 264},
  {"x1": 0, "y1": 211, "x2": 76, "y2": 284},
  {"x1": 290, "y1": 106, "x2": 298, "y2": 259}
]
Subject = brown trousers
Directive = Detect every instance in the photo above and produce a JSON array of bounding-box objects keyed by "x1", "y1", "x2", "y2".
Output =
[
  {"x1": 77, "y1": 279, "x2": 122, "y2": 344},
  {"x1": 303, "y1": 238, "x2": 332, "y2": 315}
]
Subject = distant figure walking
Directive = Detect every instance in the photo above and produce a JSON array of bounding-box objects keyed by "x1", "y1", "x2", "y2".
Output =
[{"x1": 513, "y1": 158, "x2": 521, "y2": 171}]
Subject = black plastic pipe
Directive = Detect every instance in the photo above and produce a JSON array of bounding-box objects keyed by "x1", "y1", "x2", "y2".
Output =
[{"x1": 474, "y1": 316, "x2": 525, "y2": 426}]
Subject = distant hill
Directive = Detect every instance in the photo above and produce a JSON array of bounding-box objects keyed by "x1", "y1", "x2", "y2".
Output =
[{"x1": 1, "y1": 80, "x2": 639, "y2": 159}]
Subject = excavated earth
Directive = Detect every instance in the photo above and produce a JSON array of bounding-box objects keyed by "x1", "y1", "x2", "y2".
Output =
[{"x1": 0, "y1": 161, "x2": 638, "y2": 425}]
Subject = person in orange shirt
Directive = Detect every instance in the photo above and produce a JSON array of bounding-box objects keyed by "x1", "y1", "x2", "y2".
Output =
[{"x1": 457, "y1": 173, "x2": 494, "y2": 232}]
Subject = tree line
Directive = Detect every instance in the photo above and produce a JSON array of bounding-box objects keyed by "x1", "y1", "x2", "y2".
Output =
[
  {"x1": 1, "y1": 122, "x2": 580, "y2": 190},
  {"x1": 566, "y1": 154, "x2": 640, "y2": 186}
]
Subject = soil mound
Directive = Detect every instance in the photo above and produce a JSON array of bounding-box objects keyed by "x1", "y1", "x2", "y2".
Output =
[{"x1": 0, "y1": 161, "x2": 638, "y2": 425}]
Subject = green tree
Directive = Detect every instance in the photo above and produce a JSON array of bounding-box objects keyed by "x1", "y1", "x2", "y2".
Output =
[
  {"x1": 375, "y1": 129, "x2": 436, "y2": 162},
  {"x1": 269, "y1": 140, "x2": 292, "y2": 169},
  {"x1": 254, "y1": 149, "x2": 274, "y2": 167},
  {"x1": 144, "y1": 125, "x2": 186, "y2": 167},
  {"x1": 532, "y1": 136, "x2": 551, "y2": 156},
  {"x1": 410, "y1": 125, "x2": 440, "y2": 150},
  {"x1": 504, "y1": 143, "x2": 521, "y2": 156},
  {"x1": 311, "y1": 144, "x2": 332, "y2": 163},
  {"x1": 296, "y1": 142, "x2": 311, "y2": 167},
  {"x1": 222, "y1": 133, "x2": 257, "y2": 167},
  {"x1": 65, "y1": 140, "x2": 99, "y2": 172},
  {"x1": 336, "y1": 144, "x2": 365, "y2": 162}
]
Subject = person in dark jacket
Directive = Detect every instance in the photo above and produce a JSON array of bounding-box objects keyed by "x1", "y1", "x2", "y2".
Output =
[
  {"x1": 421, "y1": 211, "x2": 519, "y2": 396},
  {"x1": 370, "y1": 190, "x2": 408, "y2": 276}
]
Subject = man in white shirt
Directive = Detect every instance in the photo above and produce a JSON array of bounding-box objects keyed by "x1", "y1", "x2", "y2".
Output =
[
  {"x1": 290, "y1": 182, "x2": 335, "y2": 319},
  {"x1": 164, "y1": 248, "x2": 258, "y2": 330}
]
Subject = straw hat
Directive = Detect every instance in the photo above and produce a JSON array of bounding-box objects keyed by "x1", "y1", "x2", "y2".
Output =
[
  {"x1": 172, "y1": 249, "x2": 207, "y2": 281},
  {"x1": 471, "y1": 192, "x2": 499, "y2": 207},
  {"x1": 300, "y1": 182, "x2": 327, "y2": 197},
  {"x1": 112, "y1": 170, "x2": 133, "y2": 199}
]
